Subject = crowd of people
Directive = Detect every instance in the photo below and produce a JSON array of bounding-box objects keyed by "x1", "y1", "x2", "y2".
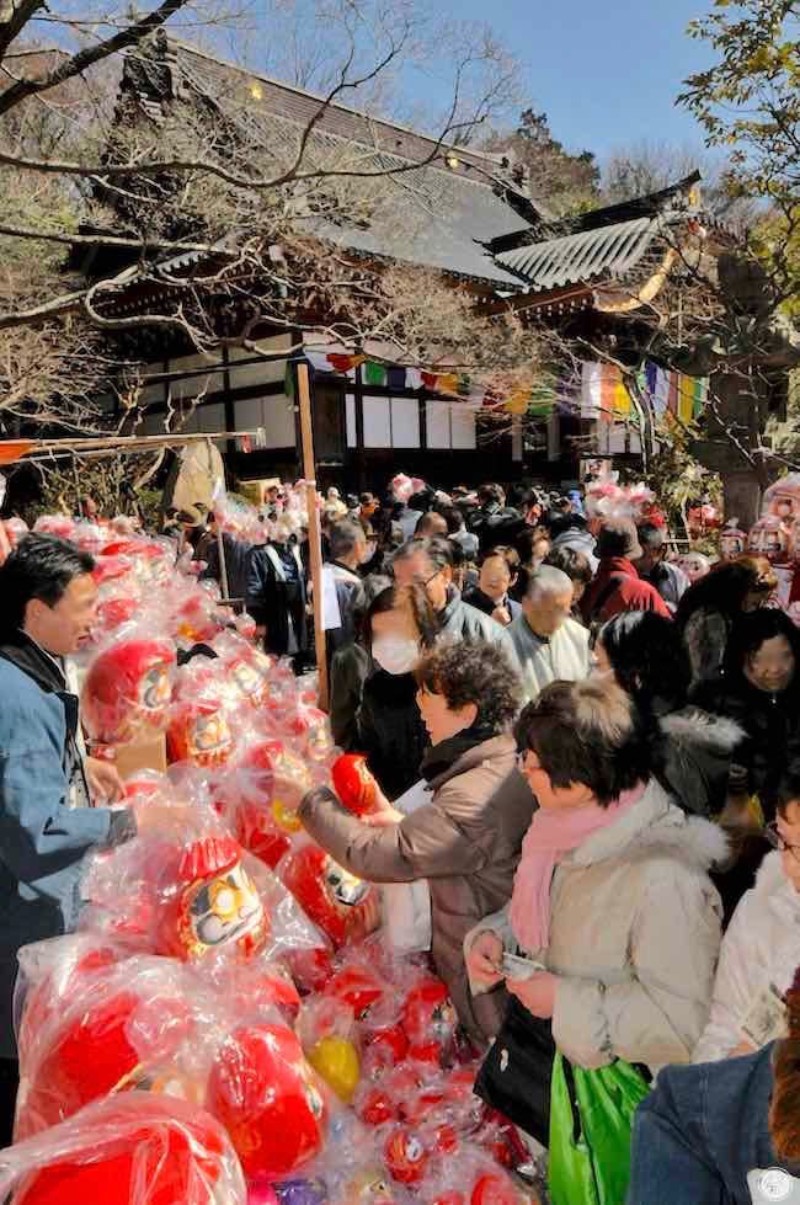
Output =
[{"x1": 1, "y1": 471, "x2": 800, "y2": 1203}]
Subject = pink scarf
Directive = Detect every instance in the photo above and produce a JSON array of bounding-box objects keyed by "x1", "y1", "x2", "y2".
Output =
[{"x1": 509, "y1": 783, "x2": 647, "y2": 954}]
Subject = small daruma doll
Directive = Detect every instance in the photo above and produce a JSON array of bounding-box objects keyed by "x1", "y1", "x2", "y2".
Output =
[
  {"x1": 82, "y1": 637, "x2": 176, "y2": 745},
  {"x1": 331, "y1": 754, "x2": 380, "y2": 817},
  {"x1": 290, "y1": 707, "x2": 335, "y2": 763},
  {"x1": 227, "y1": 654, "x2": 271, "y2": 708},
  {"x1": 400, "y1": 977, "x2": 457, "y2": 1065},
  {"x1": 281, "y1": 844, "x2": 378, "y2": 949},
  {"x1": 159, "y1": 835, "x2": 268, "y2": 963},
  {"x1": 167, "y1": 697, "x2": 233, "y2": 768}
]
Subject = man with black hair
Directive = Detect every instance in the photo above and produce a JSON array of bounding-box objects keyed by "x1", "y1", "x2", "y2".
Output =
[
  {"x1": 441, "y1": 505, "x2": 479, "y2": 561},
  {"x1": 325, "y1": 519, "x2": 369, "y2": 657},
  {"x1": 414, "y1": 511, "x2": 449, "y2": 538},
  {"x1": 547, "y1": 512, "x2": 598, "y2": 573},
  {"x1": 391, "y1": 537, "x2": 520, "y2": 669},
  {"x1": 0, "y1": 535, "x2": 139, "y2": 1139},
  {"x1": 469, "y1": 483, "x2": 524, "y2": 555},
  {"x1": 636, "y1": 522, "x2": 690, "y2": 613}
]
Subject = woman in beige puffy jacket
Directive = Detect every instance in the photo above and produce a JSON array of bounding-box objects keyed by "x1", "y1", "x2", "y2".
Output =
[{"x1": 466, "y1": 678, "x2": 727, "y2": 1075}]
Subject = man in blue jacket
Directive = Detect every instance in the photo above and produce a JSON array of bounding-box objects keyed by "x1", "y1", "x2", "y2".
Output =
[
  {"x1": 0, "y1": 535, "x2": 138, "y2": 1142},
  {"x1": 628, "y1": 1043, "x2": 800, "y2": 1204}
]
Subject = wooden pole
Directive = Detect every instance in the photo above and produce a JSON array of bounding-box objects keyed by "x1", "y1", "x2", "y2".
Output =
[
  {"x1": 71, "y1": 454, "x2": 82, "y2": 516},
  {"x1": 296, "y1": 362, "x2": 329, "y2": 709},
  {"x1": 205, "y1": 438, "x2": 231, "y2": 606}
]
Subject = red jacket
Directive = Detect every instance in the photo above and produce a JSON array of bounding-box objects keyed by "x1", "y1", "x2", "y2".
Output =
[{"x1": 582, "y1": 557, "x2": 672, "y2": 624}]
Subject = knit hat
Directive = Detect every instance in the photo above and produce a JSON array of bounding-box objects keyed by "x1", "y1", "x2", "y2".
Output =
[{"x1": 596, "y1": 518, "x2": 643, "y2": 561}]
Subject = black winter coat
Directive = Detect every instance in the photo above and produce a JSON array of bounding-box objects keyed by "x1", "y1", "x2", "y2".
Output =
[
  {"x1": 328, "y1": 645, "x2": 428, "y2": 800},
  {"x1": 692, "y1": 674, "x2": 800, "y2": 820}
]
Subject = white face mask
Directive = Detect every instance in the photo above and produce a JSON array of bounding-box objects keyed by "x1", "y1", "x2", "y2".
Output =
[{"x1": 372, "y1": 636, "x2": 420, "y2": 676}]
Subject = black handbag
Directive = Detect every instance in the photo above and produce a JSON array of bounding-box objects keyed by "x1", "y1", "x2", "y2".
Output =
[{"x1": 473, "y1": 995, "x2": 556, "y2": 1145}]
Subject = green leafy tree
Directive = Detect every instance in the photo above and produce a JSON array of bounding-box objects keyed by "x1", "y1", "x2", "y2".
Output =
[
  {"x1": 483, "y1": 108, "x2": 600, "y2": 216},
  {"x1": 679, "y1": 0, "x2": 799, "y2": 316}
]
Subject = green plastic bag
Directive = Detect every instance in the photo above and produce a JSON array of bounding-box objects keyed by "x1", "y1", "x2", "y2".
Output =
[{"x1": 548, "y1": 1052, "x2": 651, "y2": 1205}]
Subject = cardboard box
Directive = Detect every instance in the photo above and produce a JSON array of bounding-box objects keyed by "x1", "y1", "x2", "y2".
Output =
[
  {"x1": 238, "y1": 477, "x2": 281, "y2": 507},
  {"x1": 113, "y1": 734, "x2": 168, "y2": 779}
]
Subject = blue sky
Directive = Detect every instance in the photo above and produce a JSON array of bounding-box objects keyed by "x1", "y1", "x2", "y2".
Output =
[{"x1": 444, "y1": 0, "x2": 713, "y2": 162}]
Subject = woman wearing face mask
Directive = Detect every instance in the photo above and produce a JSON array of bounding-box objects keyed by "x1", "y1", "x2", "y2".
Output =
[
  {"x1": 329, "y1": 584, "x2": 435, "y2": 800},
  {"x1": 301, "y1": 640, "x2": 535, "y2": 1045}
]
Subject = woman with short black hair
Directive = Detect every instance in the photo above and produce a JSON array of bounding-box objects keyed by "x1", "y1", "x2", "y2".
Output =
[
  {"x1": 467, "y1": 676, "x2": 724, "y2": 1085},
  {"x1": 542, "y1": 545, "x2": 593, "y2": 614},
  {"x1": 301, "y1": 639, "x2": 535, "y2": 1045},
  {"x1": 693, "y1": 608, "x2": 800, "y2": 824}
]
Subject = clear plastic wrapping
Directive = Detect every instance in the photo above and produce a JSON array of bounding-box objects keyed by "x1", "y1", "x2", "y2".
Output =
[{"x1": 1, "y1": 1093, "x2": 246, "y2": 1204}]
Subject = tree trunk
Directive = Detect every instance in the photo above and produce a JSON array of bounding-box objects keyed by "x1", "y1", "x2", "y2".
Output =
[{"x1": 722, "y1": 468, "x2": 762, "y2": 530}]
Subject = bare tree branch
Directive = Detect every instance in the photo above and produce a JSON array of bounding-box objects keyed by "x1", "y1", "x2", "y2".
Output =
[
  {"x1": 0, "y1": 0, "x2": 46, "y2": 62},
  {"x1": 0, "y1": 0, "x2": 190, "y2": 117},
  {"x1": 0, "y1": 222, "x2": 223, "y2": 253}
]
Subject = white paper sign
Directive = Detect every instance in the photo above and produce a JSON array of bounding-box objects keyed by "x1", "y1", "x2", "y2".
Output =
[
  {"x1": 382, "y1": 778, "x2": 433, "y2": 954},
  {"x1": 321, "y1": 565, "x2": 342, "y2": 631}
]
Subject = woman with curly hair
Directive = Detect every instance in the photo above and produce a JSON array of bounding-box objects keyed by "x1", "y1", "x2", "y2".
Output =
[{"x1": 300, "y1": 639, "x2": 535, "y2": 1044}]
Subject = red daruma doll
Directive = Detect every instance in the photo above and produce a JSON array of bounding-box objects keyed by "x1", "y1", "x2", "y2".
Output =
[
  {"x1": 400, "y1": 977, "x2": 457, "y2": 1065},
  {"x1": 206, "y1": 1022, "x2": 327, "y2": 1181},
  {"x1": 15, "y1": 956, "x2": 194, "y2": 1139},
  {"x1": 281, "y1": 843, "x2": 379, "y2": 949},
  {"x1": 158, "y1": 834, "x2": 269, "y2": 963},
  {"x1": 166, "y1": 697, "x2": 233, "y2": 768},
  {"x1": 331, "y1": 754, "x2": 380, "y2": 817},
  {"x1": 82, "y1": 636, "x2": 176, "y2": 745},
  {"x1": 9, "y1": 1094, "x2": 246, "y2": 1205}
]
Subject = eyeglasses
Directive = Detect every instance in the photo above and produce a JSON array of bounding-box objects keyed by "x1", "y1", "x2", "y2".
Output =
[{"x1": 765, "y1": 822, "x2": 800, "y2": 862}]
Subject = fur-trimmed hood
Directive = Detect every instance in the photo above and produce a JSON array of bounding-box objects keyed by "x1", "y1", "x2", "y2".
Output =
[
  {"x1": 658, "y1": 706, "x2": 743, "y2": 818},
  {"x1": 752, "y1": 849, "x2": 800, "y2": 921},
  {"x1": 567, "y1": 777, "x2": 729, "y2": 872},
  {"x1": 660, "y1": 708, "x2": 745, "y2": 754}
]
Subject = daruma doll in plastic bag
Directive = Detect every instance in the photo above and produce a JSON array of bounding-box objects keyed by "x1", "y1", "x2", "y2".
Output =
[
  {"x1": 166, "y1": 696, "x2": 233, "y2": 768},
  {"x1": 14, "y1": 934, "x2": 125, "y2": 1083},
  {"x1": 289, "y1": 706, "x2": 335, "y2": 763},
  {"x1": 157, "y1": 834, "x2": 269, "y2": 963},
  {"x1": 748, "y1": 514, "x2": 791, "y2": 564},
  {"x1": 15, "y1": 955, "x2": 194, "y2": 1139},
  {"x1": 205, "y1": 1021, "x2": 328, "y2": 1180},
  {"x1": 400, "y1": 976, "x2": 457, "y2": 1066},
  {"x1": 6, "y1": 1093, "x2": 246, "y2": 1205},
  {"x1": 82, "y1": 635, "x2": 176, "y2": 745},
  {"x1": 226, "y1": 650, "x2": 272, "y2": 709},
  {"x1": 298, "y1": 996, "x2": 360, "y2": 1104},
  {"x1": 282, "y1": 843, "x2": 379, "y2": 949}
]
